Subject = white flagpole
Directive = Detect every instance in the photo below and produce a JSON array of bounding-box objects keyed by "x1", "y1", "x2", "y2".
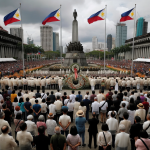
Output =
[
  {"x1": 131, "y1": 4, "x2": 136, "y2": 76},
  {"x1": 104, "y1": 5, "x2": 107, "y2": 74},
  {"x1": 60, "y1": 5, "x2": 62, "y2": 67},
  {"x1": 20, "y1": 3, "x2": 24, "y2": 76}
]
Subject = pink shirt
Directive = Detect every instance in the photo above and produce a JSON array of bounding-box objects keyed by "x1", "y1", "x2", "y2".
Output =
[
  {"x1": 36, "y1": 121, "x2": 47, "y2": 135},
  {"x1": 135, "y1": 138, "x2": 150, "y2": 150}
]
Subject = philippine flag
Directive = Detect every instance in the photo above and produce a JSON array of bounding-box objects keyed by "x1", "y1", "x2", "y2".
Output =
[
  {"x1": 88, "y1": 8, "x2": 105, "y2": 24},
  {"x1": 4, "y1": 8, "x2": 21, "y2": 26},
  {"x1": 120, "y1": 8, "x2": 135, "y2": 22},
  {"x1": 42, "y1": 9, "x2": 60, "y2": 25}
]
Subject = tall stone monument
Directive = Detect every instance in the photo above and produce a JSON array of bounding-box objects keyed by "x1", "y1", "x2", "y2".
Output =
[{"x1": 63, "y1": 9, "x2": 88, "y2": 66}]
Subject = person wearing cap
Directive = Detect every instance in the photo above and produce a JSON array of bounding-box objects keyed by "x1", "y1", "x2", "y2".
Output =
[
  {"x1": 46, "y1": 113, "x2": 57, "y2": 141},
  {"x1": 50, "y1": 126, "x2": 66, "y2": 150},
  {"x1": 115, "y1": 124, "x2": 131, "y2": 150},
  {"x1": 25, "y1": 115, "x2": 37, "y2": 136},
  {"x1": 88, "y1": 112, "x2": 99, "y2": 149},
  {"x1": 91, "y1": 97, "x2": 100, "y2": 120},
  {"x1": 36, "y1": 115, "x2": 47, "y2": 134},
  {"x1": 135, "y1": 103, "x2": 146, "y2": 123},
  {"x1": 59, "y1": 108, "x2": 71, "y2": 137},
  {"x1": 75, "y1": 110, "x2": 86, "y2": 147},
  {"x1": 0, "y1": 125, "x2": 17, "y2": 150},
  {"x1": 99, "y1": 97, "x2": 108, "y2": 123},
  {"x1": 83, "y1": 95, "x2": 91, "y2": 121}
]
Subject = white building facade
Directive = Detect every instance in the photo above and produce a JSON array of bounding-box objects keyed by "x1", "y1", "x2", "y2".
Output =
[
  {"x1": 10, "y1": 27, "x2": 23, "y2": 39},
  {"x1": 92, "y1": 37, "x2": 98, "y2": 50},
  {"x1": 40, "y1": 25, "x2": 53, "y2": 51}
]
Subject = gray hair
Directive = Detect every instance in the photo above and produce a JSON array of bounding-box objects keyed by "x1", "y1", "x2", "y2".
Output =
[
  {"x1": 0, "y1": 112, "x2": 5, "y2": 119},
  {"x1": 38, "y1": 115, "x2": 44, "y2": 121}
]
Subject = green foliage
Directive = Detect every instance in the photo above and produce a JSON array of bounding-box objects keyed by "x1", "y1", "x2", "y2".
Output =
[
  {"x1": 45, "y1": 51, "x2": 66, "y2": 59},
  {"x1": 85, "y1": 50, "x2": 114, "y2": 59},
  {"x1": 17, "y1": 43, "x2": 44, "y2": 54},
  {"x1": 111, "y1": 44, "x2": 131, "y2": 54}
]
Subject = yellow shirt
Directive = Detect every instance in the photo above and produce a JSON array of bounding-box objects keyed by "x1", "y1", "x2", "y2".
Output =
[{"x1": 11, "y1": 94, "x2": 17, "y2": 102}]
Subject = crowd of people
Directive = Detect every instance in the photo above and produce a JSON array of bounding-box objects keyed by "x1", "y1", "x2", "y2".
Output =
[
  {"x1": 88, "y1": 60, "x2": 150, "y2": 76},
  {"x1": 0, "y1": 60, "x2": 59, "y2": 76},
  {"x1": 0, "y1": 86, "x2": 150, "y2": 150}
]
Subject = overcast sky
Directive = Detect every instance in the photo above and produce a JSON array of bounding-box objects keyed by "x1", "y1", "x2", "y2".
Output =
[{"x1": 0, "y1": 0, "x2": 150, "y2": 51}]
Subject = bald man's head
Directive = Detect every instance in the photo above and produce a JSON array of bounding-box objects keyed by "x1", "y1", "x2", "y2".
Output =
[
  {"x1": 1, "y1": 125, "x2": 9, "y2": 134},
  {"x1": 54, "y1": 126, "x2": 61, "y2": 134}
]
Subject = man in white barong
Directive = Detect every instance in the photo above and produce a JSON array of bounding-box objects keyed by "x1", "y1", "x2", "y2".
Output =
[
  {"x1": 58, "y1": 78, "x2": 63, "y2": 91},
  {"x1": 115, "y1": 124, "x2": 131, "y2": 150}
]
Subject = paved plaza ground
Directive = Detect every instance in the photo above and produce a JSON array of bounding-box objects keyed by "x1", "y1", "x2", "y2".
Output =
[{"x1": 12, "y1": 89, "x2": 125, "y2": 150}]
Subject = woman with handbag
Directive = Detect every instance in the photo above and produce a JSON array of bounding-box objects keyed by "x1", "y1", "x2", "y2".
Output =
[
  {"x1": 97, "y1": 124, "x2": 112, "y2": 150},
  {"x1": 14, "y1": 113, "x2": 24, "y2": 145}
]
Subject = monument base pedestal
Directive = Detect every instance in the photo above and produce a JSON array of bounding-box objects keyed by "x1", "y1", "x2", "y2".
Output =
[{"x1": 63, "y1": 51, "x2": 88, "y2": 66}]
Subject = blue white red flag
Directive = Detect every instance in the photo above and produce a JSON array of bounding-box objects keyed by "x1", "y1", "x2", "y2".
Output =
[
  {"x1": 88, "y1": 8, "x2": 105, "y2": 24},
  {"x1": 120, "y1": 8, "x2": 135, "y2": 22},
  {"x1": 4, "y1": 8, "x2": 21, "y2": 26},
  {"x1": 42, "y1": 9, "x2": 60, "y2": 25}
]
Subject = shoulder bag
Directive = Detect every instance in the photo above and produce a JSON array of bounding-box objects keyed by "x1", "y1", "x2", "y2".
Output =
[
  {"x1": 144, "y1": 123, "x2": 150, "y2": 131},
  {"x1": 103, "y1": 132, "x2": 111, "y2": 150},
  {"x1": 99, "y1": 102, "x2": 106, "y2": 111},
  {"x1": 15, "y1": 119, "x2": 21, "y2": 132},
  {"x1": 140, "y1": 138, "x2": 149, "y2": 150}
]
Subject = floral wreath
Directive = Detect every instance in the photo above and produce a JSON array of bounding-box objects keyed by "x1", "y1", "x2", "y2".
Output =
[{"x1": 70, "y1": 63, "x2": 80, "y2": 73}]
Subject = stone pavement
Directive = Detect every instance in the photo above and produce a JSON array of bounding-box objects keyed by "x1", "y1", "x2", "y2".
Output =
[{"x1": 12, "y1": 89, "x2": 119, "y2": 150}]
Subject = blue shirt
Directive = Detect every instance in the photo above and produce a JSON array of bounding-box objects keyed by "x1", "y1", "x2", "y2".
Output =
[
  {"x1": 18, "y1": 102, "x2": 25, "y2": 112},
  {"x1": 76, "y1": 95, "x2": 83, "y2": 102},
  {"x1": 83, "y1": 99, "x2": 91, "y2": 111},
  {"x1": 33, "y1": 104, "x2": 41, "y2": 116},
  {"x1": 75, "y1": 117, "x2": 86, "y2": 132}
]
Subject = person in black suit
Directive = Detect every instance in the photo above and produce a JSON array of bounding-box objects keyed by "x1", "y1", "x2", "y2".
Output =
[
  {"x1": 130, "y1": 116, "x2": 143, "y2": 150},
  {"x1": 33, "y1": 126, "x2": 50, "y2": 150},
  {"x1": 88, "y1": 112, "x2": 99, "y2": 149}
]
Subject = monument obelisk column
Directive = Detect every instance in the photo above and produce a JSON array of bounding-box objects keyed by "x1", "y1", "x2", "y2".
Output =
[{"x1": 72, "y1": 9, "x2": 78, "y2": 42}]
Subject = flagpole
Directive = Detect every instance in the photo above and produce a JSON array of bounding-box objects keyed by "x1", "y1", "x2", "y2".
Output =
[
  {"x1": 60, "y1": 5, "x2": 62, "y2": 67},
  {"x1": 20, "y1": 3, "x2": 24, "y2": 76},
  {"x1": 104, "y1": 5, "x2": 107, "y2": 74},
  {"x1": 131, "y1": 4, "x2": 136, "y2": 76}
]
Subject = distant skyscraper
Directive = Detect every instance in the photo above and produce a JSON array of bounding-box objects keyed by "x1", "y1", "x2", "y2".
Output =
[
  {"x1": 92, "y1": 37, "x2": 98, "y2": 50},
  {"x1": 27, "y1": 37, "x2": 34, "y2": 45},
  {"x1": 116, "y1": 23, "x2": 127, "y2": 47},
  {"x1": 10, "y1": 27, "x2": 23, "y2": 39},
  {"x1": 40, "y1": 25, "x2": 53, "y2": 51},
  {"x1": 107, "y1": 34, "x2": 112, "y2": 51},
  {"x1": 98, "y1": 42, "x2": 107, "y2": 50},
  {"x1": 53, "y1": 32, "x2": 59, "y2": 51},
  {"x1": 112, "y1": 37, "x2": 116, "y2": 49},
  {"x1": 136, "y1": 17, "x2": 148, "y2": 37}
]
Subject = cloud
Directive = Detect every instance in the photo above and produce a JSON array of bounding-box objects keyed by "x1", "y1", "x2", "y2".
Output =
[{"x1": 0, "y1": 0, "x2": 150, "y2": 50}]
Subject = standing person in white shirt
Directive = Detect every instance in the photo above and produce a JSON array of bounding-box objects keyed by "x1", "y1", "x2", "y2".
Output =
[
  {"x1": 46, "y1": 113, "x2": 57, "y2": 141},
  {"x1": 40, "y1": 99, "x2": 47, "y2": 122},
  {"x1": 115, "y1": 124, "x2": 131, "y2": 150},
  {"x1": 41, "y1": 90, "x2": 47, "y2": 100},
  {"x1": 97, "y1": 90, "x2": 105, "y2": 103},
  {"x1": 54, "y1": 96, "x2": 63, "y2": 122},
  {"x1": 70, "y1": 90, "x2": 76, "y2": 103},
  {"x1": 23, "y1": 91, "x2": 29, "y2": 102},
  {"x1": 91, "y1": 97, "x2": 100, "y2": 119},
  {"x1": 97, "y1": 124, "x2": 112, "y2": 149},
  {"x1": 106, "y1": 112, "x2": 118, "y2": 148},
  {"x1": 49, "y1": 100, "x2": 57, "y2": 122},
  {"x1": 99, "y1": 97, "x2": 108, "y2": 123},
  {"x1": 74, "y1": 97, "x2": 80, "y2": 119},
  {"x1": 0, "y1": 125, "x2": 17, "y2": 150},
  {"x1": 29, "y1": 95, "x2": 36, "y2": 107},
  {"x1": 55, "y1": 89, "x2": 62, "y2": 98},
  {"x1": 58, "y1": 78, "x2": 63, "y2": 91},
  {"x1": 37, "y1": 94, "x2": 42, "y2": 104},
  {"x1": 17, "y1": 123, "x2": 33, "y2": 150},
  {"x1": 143, "y1": 114, "x2": 150, "y2": 138},
  {"x1": 25, "y1": 115, "x2": 37, "y2": 136},
  {"x1": 67, "y1": 99, "x2": 74, "y2": 122},
  {"x1": 84, "y1": 91, "x2": 90, "y2": 100},
  {"x1": 59, "y1": 108, "x2": 71, "y2": 137},
  {"x1": 28, "y1": 89, "x2": 35, "y2": 99},
  {"x1": 120, "y1": 98, "x2": 129, "y2": 109}
]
